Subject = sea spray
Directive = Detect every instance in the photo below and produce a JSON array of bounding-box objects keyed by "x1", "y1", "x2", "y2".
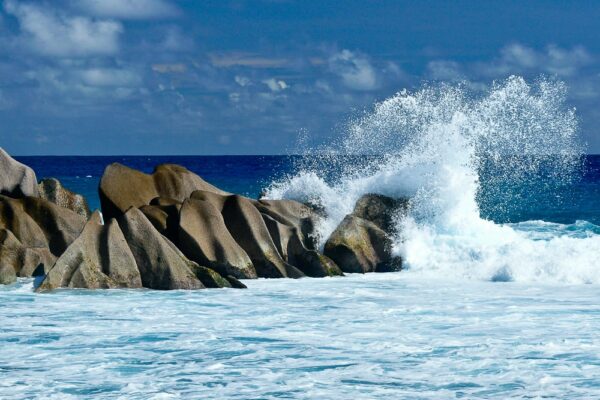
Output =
[{"x1": 266, "y1": 76, "x2": 600, "y2": 283}]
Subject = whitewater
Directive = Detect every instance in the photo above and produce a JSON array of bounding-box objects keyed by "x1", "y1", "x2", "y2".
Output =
[
  {"x1": 267, "y1": 76, "x2": 599, "y2": 284},
  {"x1": 2, "y1": 76, "x2": 600, "y2": 399}
]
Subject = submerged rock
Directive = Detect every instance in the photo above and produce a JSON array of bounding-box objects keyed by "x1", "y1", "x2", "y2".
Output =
[
  {"x1": 324, "y1": 215, "x2": 402, "y2": 273},
  {"x1": 37, "y1": 212, "x2": 142, "y2": 291},
  {"x1": 0, "y1": 148, "x2": 39, "y2": 198},
  {"x1": 38, "y1": 178, "x2": 91, "y2": 219},
  {"x1": 99, "y1": 163, "x2": 227, "y2": 221},
  {"x1": 118, "y1": 208, "x2": 204, "y2": 290}
]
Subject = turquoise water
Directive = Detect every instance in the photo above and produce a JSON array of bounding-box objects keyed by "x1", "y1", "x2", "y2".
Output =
[{"x1": 2, "y1": 275, "x2": 600, "y2": 399}]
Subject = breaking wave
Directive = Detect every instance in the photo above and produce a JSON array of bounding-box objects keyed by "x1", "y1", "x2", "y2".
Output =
[{"x1": 266, "y1": 76, "x2": 600, "y2": 283}]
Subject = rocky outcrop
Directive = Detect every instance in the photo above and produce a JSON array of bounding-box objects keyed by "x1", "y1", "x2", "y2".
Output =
[
  {"x1": 352, "y1": 193, "x2": 409, "y2": 233},
  {"x1": 37, "y1": 212, "x2": 142, "y2": 291},
  {"x1": 0, "y1": 148, "x2": 38, "y2": 198},
  {"x1": 38, "y1": 178, "x2": 91, "y2": 219},
  {"x1": 118, "y1": 207, "x2": 205, "y2": 290},
  {"x1": 0, "y1": 195, "x2": 86, "y2": 275},
  {"x1": 178, "y1": 196, "x2": 256, "y2": 279},
  {"x1": 0, "y1": 152, "x2": 410, "y2": 291},
  {"x1": 324, "y1": 215, "x2": 402, "y2": 273},
  {"x1": 99, "y1": 163, "x2": 227, "y2": 221},
  {"x1": 0, "y1": 229, "x2": 56, "y2": 283},
  {"x1": 221, "y1": 194, "x2": 304, "y2": 278}
]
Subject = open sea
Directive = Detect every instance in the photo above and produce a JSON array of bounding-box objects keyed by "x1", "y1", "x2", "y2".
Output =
[{"x1": 3, "y1": 79, "x2": 600, "y2": 399}]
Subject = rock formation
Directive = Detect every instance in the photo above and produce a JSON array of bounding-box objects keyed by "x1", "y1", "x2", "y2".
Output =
[
  {"x1": 0, "y1": 148, "x2": 39, "y2": 198},
  {"x1": 0, "y1": 150, "x2": 409, "y2": 291},
  {"x1": 99, "y1": 163, "x2": 227, "y2": 221},
  {"x1": 37, "y1": 212, "x2": 142, "y2": 291},
  {"x1": 38, "y1": 178, "x2": 91, "y2": 219}
]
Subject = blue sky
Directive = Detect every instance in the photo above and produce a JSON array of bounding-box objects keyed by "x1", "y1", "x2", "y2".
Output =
[{"x1": 1, "y1": 0, "x2": 599, "y2": 155}]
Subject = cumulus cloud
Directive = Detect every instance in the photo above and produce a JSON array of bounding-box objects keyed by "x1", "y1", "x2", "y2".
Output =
[
  {"x1": 328, "y1": 49, "x2": 378, "y2": 91},
  {"x1": 77, "y1": 0, "x2": 180, "y2": 20},
  {"x1": 4, "y1": 0, "x2": 122, "y2": 57},
  {"x1": 263, "y1": 78, "x2": 288, "y2": 92},
  {"x1": 427, "y1": 60, "x2": 464, "y2": 81}
]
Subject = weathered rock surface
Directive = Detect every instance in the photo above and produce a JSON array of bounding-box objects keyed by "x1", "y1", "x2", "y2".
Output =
[
  {"x1": 38, "y1": 178, "x2": 91, "y2": 219},
  {"x1": 178, "y1": 197, "x2": 256, "y2": 279},
  {"x1": 190, "y1": 265, "x2": 232, "y2": 288},
  {"x1": 0, "y1": 195, "x2": 86, "y2": 273},
  {"x1": 0, "y1": 148, "x2": 39, "y2": 198},
  {"x1": 139, "y1": 197, "x2": 182, "y2": 241},
  {"x1": 221, "y1": 194, "x2": 304, "y2": 278},
  {"x1": 254, "y1": 199, "x2": 319, "y2": 249},
  {"x1": 37, "y1": 212, "x2": 142, "y2": 291},
  {"x1": 0, "y1": 229, "x2": 52, "y2": 283},
  {"x1": 100, "y1": 163, "x2": 227, "y2": 221},
  {"x1": 262, "y1": 212, "x2": 342, "y2": 277},
  {"x1": 118, "y1": 207, "x2": 204, "y2": 290},
  {"x1": 324, "y1": 215, "x2": 402, "y2": 273},
  {"x1": 352, "y1": 193, "x2": 409, "y2": 233}
]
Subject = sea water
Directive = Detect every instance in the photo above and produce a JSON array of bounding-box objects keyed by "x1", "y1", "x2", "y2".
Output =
[{"x1": 2, "y1": 76, "x2": 600, "y2": 398}]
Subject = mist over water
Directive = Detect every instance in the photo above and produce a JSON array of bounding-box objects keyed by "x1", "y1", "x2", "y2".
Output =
[{"x1": 267, "y1": 76, "x2": 600, "y2": 283}]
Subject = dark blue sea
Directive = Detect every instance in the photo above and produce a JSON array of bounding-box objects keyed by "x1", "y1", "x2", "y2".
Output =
[{"x1": 15, "y1": 154, "x2": 600, "y2": 225}]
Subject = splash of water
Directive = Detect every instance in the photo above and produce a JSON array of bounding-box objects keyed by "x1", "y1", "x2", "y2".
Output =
[{"x1": 266, "y1": 76, "x2": 599, "y2": 283}]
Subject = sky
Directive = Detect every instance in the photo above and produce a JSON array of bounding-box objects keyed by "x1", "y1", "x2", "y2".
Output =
[{"x1": 0, "y1": 0, "x2": 599, "y2": 155}]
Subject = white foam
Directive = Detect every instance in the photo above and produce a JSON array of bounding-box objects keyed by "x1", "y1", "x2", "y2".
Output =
[{"x1": 267, "y1": 76, "x2": 593, "y2": 284}]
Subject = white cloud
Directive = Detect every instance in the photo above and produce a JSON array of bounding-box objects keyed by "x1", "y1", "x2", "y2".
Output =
[
  {"x1": 477, "y1": 43, "x2": 593, "y2": 77},
  {"x1": 78, "y1": 68, "x2": 141, "y2": 87},
  {"x1": 328, "y1": 49, "x2": 378, "y2": 91},
  {"x1": 77, "y1": 0, "x2": 180, "y2": 20},
  {"x1": 4, "y1": 0, "x2": 122, "y2": 57},
  {"x1": 262, "y1": 78, "x2": 288, "y2": 92},
  {"x1": 427, "y1": 60, "x2": 464, "y2": 81},
  {"x1": 235, "y1": 76, "x2": 251, "y2": 86}
]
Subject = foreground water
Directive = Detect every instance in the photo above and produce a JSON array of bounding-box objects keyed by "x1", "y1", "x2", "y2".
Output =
[
  {"x1": 2, "y1": 275, "x2": 600, "y2": 399},
  {"x1": 4, "y1": 78, "x2": 600, "y2": 398}
]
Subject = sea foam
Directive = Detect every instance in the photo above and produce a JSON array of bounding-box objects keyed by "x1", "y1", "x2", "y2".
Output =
[{"x1": 267, "y1": 76, "x2": 598, "y2": 283}]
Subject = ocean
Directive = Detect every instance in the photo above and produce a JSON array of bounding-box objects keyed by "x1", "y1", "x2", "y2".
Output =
[{"x1": 2, "y1": 77, "x2": 600, "y2": 398}]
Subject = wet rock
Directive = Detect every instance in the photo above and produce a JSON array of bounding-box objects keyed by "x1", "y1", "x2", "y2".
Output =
[
  {"x1": 225, "y1": 275, "x2": 247, "y2": 289},
  {"x1": 324, "y1": 215, "x2": 402, "y2": 273},
  {"x1": 99, "y1": 163, "x2": 227, "y2": 221},
  {"x1": 38, "y1": 178, "x2": 91, "y2": 219},
  {"x1": 190, "y1": 265, "x2": 232, "y2": 288},
  {"x1": 118, "y1": 208, "x2": 204, "y2": 290},
  {"x1": 37, "y1": 212, "x2": 142, "y2": 291},
  {"x1": 0, "y1": 148, "x2": 39, "y2": 198},
  {"x1": 178, "y1": 197, "x2": 256, "y2": 279},
  {"x1": 352, "y1": 193, "x2": 409, "y2": 233}
]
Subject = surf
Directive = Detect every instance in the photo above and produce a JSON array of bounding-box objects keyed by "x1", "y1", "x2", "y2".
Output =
[{"x1": 266, "y1": 76, "x2": 600, "y2": 283}]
